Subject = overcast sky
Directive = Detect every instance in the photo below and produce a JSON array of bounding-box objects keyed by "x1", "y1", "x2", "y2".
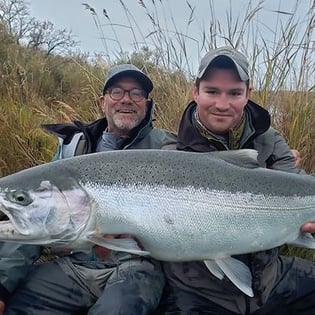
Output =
[{"x1": 27, "y1": 0, "x2": 314, "y2": 76}]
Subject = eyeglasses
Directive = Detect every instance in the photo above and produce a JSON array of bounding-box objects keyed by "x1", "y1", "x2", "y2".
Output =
[{"x1": 106, "y1": 87, "x2": 147, "y2": 102}]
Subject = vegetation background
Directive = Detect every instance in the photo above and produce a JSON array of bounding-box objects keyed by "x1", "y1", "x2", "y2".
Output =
[{"x1": 0, "y1": 0, "x2": 314, "y2": 257}]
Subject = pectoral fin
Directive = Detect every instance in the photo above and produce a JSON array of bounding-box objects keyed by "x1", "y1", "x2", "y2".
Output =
[
  {"x1": 204, "y1": 257, "x2": 254, "y2": 297},
  {"x1": 87, "y1": 234, "x2": 151, "y2": 256},
  {"x1": 204, "y1": 260, "x2": 224, "y2": 280},
  {"x1": 287, "y1": 232, "x2": 315, "y2": 249}
]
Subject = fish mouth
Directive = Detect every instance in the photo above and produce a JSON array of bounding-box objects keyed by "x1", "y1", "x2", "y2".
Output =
[
  {"x1": 0, "y1": 207, "x2": 32, "y2": 238},
  {"x1": 0, "y1": 211, "x2": 20, "y2": 237},
  {"x1": 0, "y1": 211, "x2": 9, "y2": 221},
  {"x1": 0, "y1": 211, "x2": 49, "y2": 243},
  {"x1": 0, "y1": 211, "x2": 13, "y2": 234}
]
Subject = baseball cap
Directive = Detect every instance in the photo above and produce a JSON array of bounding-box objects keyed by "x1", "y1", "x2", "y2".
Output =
[
  {"x1": 103, "y1": 64, "x2": 153, "y2": 95},
  {"x1": 197, "y1": 47, "x2": 250, "y2": 81}
]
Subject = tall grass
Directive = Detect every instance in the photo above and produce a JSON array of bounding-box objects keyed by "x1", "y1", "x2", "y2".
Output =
[{"x1": 0, "y1": 26, "x2": 105, "y2": 175}]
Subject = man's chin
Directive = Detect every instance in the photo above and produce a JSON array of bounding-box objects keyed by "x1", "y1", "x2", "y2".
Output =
[{"x1": 113, "y1": 119, "x2": 141, "y2": 132}]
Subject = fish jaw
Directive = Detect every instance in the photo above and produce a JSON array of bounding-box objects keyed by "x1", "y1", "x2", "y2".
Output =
[{"x1": 0, "y1": 180, "x2": 92, "y2": 245}]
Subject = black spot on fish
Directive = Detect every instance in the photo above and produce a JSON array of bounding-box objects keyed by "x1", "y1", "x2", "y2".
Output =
[{"x1": 163, "y1": 215, "x2": 174, "y2": 225}]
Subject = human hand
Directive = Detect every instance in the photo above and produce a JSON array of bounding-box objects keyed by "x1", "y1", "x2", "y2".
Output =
[
  {"x1": 301, "y1": 222, "x2": 315, "y2": 233},
  {"x1": 93, "y1": 234, "x2": 142, "y2": 259},
  {"x1": 0, "y1": 300, "x2": 5, "y2": 315},
  {"x1": 93, "y1": 234, "x2": 115, "y2": 258},
  {"x1": 291, "y1": 149, "x2": 301, "y2": 167}
]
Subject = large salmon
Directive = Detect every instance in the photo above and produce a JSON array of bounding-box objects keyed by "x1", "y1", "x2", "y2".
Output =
[{"x1": 0, "y1": 149, "x2": 314, "y2": 296}]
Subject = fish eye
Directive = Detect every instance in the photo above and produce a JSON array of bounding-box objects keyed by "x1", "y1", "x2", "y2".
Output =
[{"x1": 7, "y1": 190, "x2": 32, "y2": 206}]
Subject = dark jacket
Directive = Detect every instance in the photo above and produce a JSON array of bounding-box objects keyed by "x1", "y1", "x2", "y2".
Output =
[
  {"x1": 0, "y1": 99, "x2": 177, "y2": 302},
  {"x1": 162, "y1": 100, "x2": 304, "y2": 313}
]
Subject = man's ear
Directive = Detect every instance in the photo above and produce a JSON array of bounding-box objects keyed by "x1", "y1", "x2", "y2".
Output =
[
  {"x1": 146, "y1": 97, "x2": 151, "y2": 108},
  {"x1": 246, "y1": 86, "x2": 253, "y2": 98},
  {"x1": 193, "y1": 85, "x2": 199, "y2": 102},
  {"x1": 98, "y1": 96, "x2": 106, "y2": 111}
]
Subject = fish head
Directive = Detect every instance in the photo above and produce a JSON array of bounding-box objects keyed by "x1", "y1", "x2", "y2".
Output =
[{"x1": 0, "y1": 168, "x2": 92, "y2": 246}]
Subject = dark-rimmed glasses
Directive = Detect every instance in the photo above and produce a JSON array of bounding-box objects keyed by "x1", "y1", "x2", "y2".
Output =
[{"x1": 106, "y1": 87, "x2": 147, "y2": 102}]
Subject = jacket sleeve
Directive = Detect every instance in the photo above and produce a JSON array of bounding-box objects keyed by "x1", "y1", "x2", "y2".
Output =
[
  {"x1": 265, "y1": 129, "x2": 306, "y2": 174},
  {"x1": 0, "y1": 243, "x2": 41, "y2": 302}
]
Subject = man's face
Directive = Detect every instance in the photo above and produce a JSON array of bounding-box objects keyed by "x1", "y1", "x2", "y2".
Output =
[
  {"x1": 193, "y1": 68, "x2": 250, "y2": 134},
  {"x1": 99, "y1": 77, "x2": 149, "y2": 137}
]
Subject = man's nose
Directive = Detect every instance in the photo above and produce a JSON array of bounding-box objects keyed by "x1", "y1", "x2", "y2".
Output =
[{"x1": 215, "y1": 94, "x2": 230, "y2": 110}]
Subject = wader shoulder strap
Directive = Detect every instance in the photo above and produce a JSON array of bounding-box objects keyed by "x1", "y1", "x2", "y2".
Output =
[{"x1": 59, "y1": 132, "x2": 87, "y2": 158}]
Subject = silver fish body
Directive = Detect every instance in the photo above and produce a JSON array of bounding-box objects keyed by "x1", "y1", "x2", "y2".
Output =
[{"x1": 0, "y1": 149, "x2": 315, "y2": 296}]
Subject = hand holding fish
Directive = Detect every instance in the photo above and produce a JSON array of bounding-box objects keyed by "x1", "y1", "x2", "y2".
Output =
[
  {"x1": 301, "y1": 222, "x2": 315, "y2": 233},
  {"x1": 0, "y1": 300, "x2": 5, "y2": 315},
  {"x1": 93, "y1": 234, "x2": 142, "y2": 258},
  {"x1": 93, "y1": 234, "x2": 116, "y2": 258}
]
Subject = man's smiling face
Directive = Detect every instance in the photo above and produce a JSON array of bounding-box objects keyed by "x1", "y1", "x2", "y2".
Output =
[
  {"x1": 194, "y1": 67, "x2": 250, "y2": 134},
  {"x1": 99, "y1": 77, "x2": 149, "y2": 137}
]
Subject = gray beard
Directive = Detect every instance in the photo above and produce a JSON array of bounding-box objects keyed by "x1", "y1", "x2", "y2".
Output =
[{"x1": 112, "y1": 116, "x2": 142, "y2": 132}]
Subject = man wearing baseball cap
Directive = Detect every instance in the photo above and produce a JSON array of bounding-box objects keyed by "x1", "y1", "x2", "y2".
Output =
[
  {"x1": 0, "y1": 64, "x2": 176, "y2": 315},
  {"x1": 159, "y1": 47, "x2": 315, "y2": 314}
]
